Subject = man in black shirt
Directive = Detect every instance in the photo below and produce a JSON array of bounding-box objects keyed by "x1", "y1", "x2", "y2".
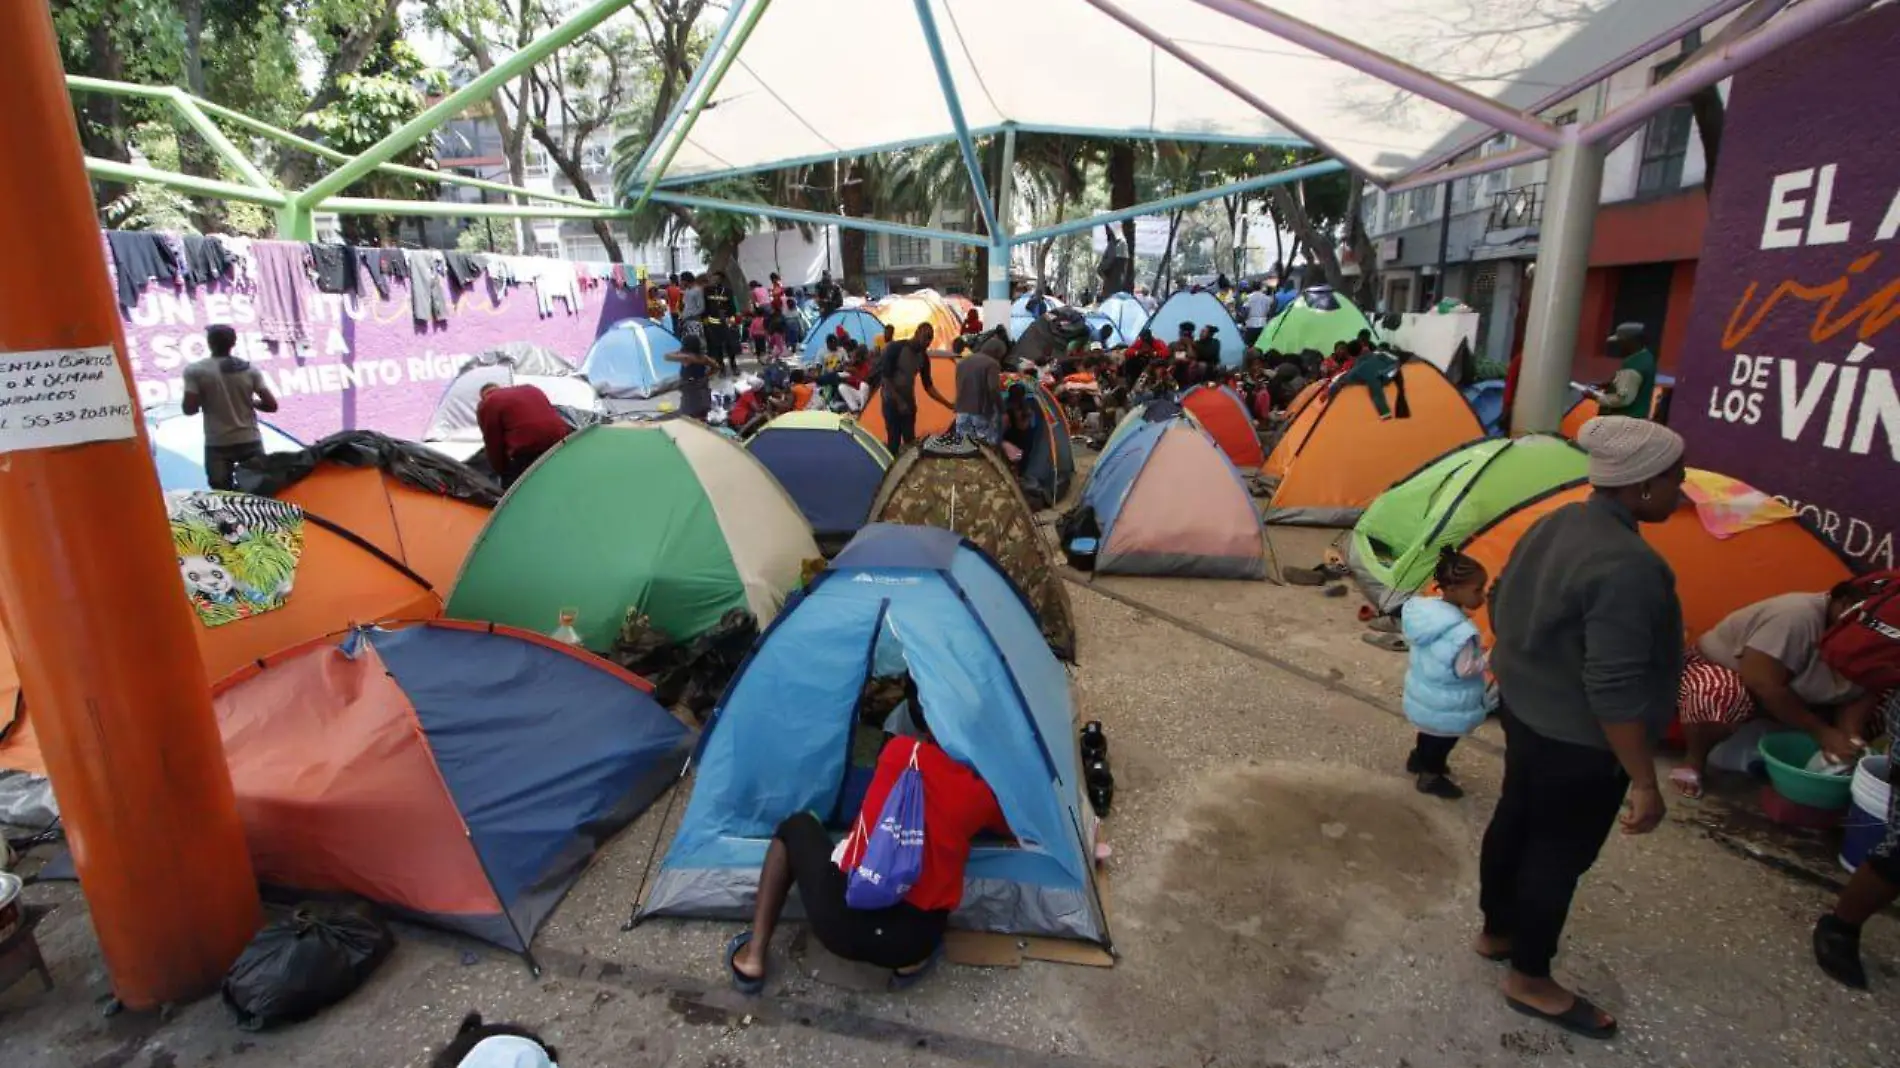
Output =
[{"x1": 704, "y1": 277, "x2": 739, "y2": 376}]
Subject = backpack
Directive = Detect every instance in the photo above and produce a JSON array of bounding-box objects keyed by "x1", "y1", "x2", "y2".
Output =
[
  {"x1": 1819, "y1": 570, "x2": 1900, "y2": 690},
  {"x1": 842, "y1": 741, "x2": 927, "y2": 910}
]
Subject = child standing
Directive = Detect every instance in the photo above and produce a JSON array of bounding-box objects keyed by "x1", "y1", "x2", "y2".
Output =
[
  {"x1": 1401, "y1": 547, "x2": 1494, "y2": 799},
  {"x1": 747, "y1": 307, "x2": 769, "y2": 357},
  {"x1": 767, "y1": 306, "x2": 788, "y2": 360}
]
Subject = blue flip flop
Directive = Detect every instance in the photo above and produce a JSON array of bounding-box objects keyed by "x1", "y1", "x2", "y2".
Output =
[
  {"x1": 889, "y1": 940, "x2": 946, "y2": 992},
  {"x1": 726, "y1": 930, "x2": 765, "y2": 995}
]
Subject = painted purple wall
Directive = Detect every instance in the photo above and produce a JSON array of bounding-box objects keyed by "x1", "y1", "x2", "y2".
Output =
[
  {"x1": 122, "y1": 268, "x2": 638, "y2": 443},
  {"x1": 1673, "y1": 5, "x2": 1900, "y2": 571}
]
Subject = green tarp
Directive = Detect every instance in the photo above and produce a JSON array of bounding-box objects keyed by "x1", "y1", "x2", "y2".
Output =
[{"x1": 1348, "y1": 435, "x2": 1588, "y2": 612}]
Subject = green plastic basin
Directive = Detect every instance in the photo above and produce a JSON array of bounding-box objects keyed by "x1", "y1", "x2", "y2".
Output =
[{"x1": 1759, "y1": 732, "x2": 1855, "y2": 810}]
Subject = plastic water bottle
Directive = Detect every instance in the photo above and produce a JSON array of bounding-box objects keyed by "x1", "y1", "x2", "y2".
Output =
[{"x1": 550, "y1": 608, "x2": 583, "y2": 647}]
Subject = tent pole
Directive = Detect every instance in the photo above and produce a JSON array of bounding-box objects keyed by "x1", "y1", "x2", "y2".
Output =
[
  {"x1": 1015, "y1": 160, "x2": 1346, "y2": 246},
  {"x1": 626, "y1": 0, "x2": 750, "y2": 182},
  {"x1": 1511, "y1": 128, "x2": 1604, "y2": 435},
  {"x1": 631, "y1": 0, "x2": 774, "y2": 212},
  {"x1": 648, "y1": 190, "x2": 987, "y2": 247},
  {"x1": 0, "y1": 1, "x2": 262, "y2": 1008},
  {"x1": 911, "y1": 0, "x2": 1001, "y2": 239}
]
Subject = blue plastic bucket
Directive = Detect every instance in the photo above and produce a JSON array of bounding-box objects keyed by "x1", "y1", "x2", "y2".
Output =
[{"x1": 1839, "y1": 755, "x2": 1892, "y2": 873}]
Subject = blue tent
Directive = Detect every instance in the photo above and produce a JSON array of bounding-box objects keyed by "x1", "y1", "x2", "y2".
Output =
[
  {"x1": 217, "y1": 620, "x2": 694, "y2": 953},
  {"x1": 1082, "y1": 311, "x2": 1127, "y2": 348},
  {"x1": 1464, "y1": 380, "x2": 1507, "y2": 437},
  {"x1": 581, "y1": 317, "x2": 682, "y2": 398},
  {"x1": 639, "y1": 524, "x2": 1107, "y2": 944},
  {"x1": 1008, "y1": 292, "x2": 1062, "y2": 340},
  {"x1": 1094, "y1": 292, "x2": 1148, "y2": 344},
  {"x1": 799, "y1": 307, "x2": 885, "y2": 363},
  {"x1": 1080, "y1": 405, "x2": 1268, "y2": 579},
  {"x1": 1146, "y1": 290, "x2": 1246, "y2": 366},
  {"x1": 147, "y1": 405, "x2": 302, "y2": 491},
  {"x1": 744, "y1": 411, "x2": 891, "y2": 541}
]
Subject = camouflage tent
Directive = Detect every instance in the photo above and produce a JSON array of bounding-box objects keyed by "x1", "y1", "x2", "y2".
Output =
[{"x1": 869, "y1": 434, "x2": 1077, "y2": 661}]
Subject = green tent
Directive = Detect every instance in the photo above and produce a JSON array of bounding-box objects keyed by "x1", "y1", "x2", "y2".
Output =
[
  {"x1": 1255, "y1": 289, "x2": 1375, "y2": 357},
  {"x1": 1348, "y1": 435, "x2": 1587, "y2": 612},
  {"x1": 448, "y1": 420, "x2": 820, "y2": 650}
]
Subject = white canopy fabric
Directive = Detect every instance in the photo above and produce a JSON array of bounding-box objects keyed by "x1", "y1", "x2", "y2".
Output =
[{"x1": 639, "y1": 0, "x2": 1737, "y2": 187}]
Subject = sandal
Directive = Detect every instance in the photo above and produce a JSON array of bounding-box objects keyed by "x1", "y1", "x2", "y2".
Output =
[
  {"x1": 726, "y1": 930, "x2": 765, "y2": 995},
  {"x1": 1668, "y1": 766, "x2": 1704, "y2": 800},
  {"x1": 1506, "y1": 993, "x2": 1617, "y2": 1040},
  {"x1": 889, "y1": 941, "x2": 946, "y2": 991}
]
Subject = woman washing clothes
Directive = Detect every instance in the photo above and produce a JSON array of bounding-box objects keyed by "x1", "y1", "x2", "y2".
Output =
[
  {"x1": 726, "y1": 677, "x2": 1008, "y2": 993},
  {"x1": 1672, "y1": 584, "x2": 1880, "y2": 798}
]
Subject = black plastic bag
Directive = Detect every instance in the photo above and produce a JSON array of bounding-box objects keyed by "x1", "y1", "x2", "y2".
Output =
[{"x1": 222, "y1": 905, "x2": 394, "y2": 1030}]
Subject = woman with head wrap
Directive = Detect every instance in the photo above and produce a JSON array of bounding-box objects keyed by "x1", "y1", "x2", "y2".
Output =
[{"x1": 1474, "y1": 416, "x2": 1686, "y2": 1041}]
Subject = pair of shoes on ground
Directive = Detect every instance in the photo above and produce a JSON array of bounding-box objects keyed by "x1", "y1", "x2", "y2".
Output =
[{"x1": 1403, "y1": 749, "x2": 1464, "y2": 799}]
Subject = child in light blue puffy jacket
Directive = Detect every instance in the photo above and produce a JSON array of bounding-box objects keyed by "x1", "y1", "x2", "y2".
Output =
[{"x1": 1401, "y1": 547, "x2": 1495, "y2": 799}]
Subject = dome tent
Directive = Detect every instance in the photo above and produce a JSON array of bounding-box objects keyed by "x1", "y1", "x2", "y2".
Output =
[
  {"x1": 744, "y1": 411, "x2": 890, "y2": 548},
  {"x1": 877, "y1": 290, "x2": 962, "y2": 344},
  {"x1": 870, "y1": 433, "x2": 1076, "y2": 660},
  {"x1": 858, "y1": 351, "x2": 959, "y2": 443},
  {"x1": 448, "y1": 421, "x2": 820, "y2": 651},
  {"x1": 146, "y1": 405, "x2": 302, "y2": 492},
  {"x1": 799, "y1": 307, "x2": 885, "y2": 363},
  {"x1": 1077, "y1": 405, "x2": 1266, "y2": 579},
  {"x1": 422, "y1": 357, "x2": 601, "y2": 463},
  {"x1": 1254, "y1": 286, "x2": 1374, "y2": 357},
  {"x1": 581, "y1": 317, "x2": 684, "y2": 398},
  {"x1": 272, "y1": 463, "x2": 492, "y2": 595},
  {"x1": 1178, "y1": 383, "x2": 1264, "y2": 470},
  {"x1": 1146, "y1": 290, "x2": 1246, "y2": 366},
  {"x1": 1347, "y1": 435, "x2": 1587, "y2": 612},
  {"x1": 638, "y1": 524, "x2": 1106, "y2": 946},
  {"x1": 1094, "y1": 292, "x2": 1149, "y2": 345},
  {"x1": 1008, "y1": 291, "x2": 1065, "y2": 340}
]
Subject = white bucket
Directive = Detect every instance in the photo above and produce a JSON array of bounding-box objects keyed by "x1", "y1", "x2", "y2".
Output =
[{"x1": 1839, "y1": 756, "x2": 1893, "y2": 873}]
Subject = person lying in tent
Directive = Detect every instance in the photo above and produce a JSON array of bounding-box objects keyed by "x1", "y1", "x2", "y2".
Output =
[
  {"x1": 476, "y1": 381, "x2": 570, "y2": 487},
  {"x1": 1671, "y1": 584, "x2": 1879, "y2": 799},
  {"x1": 727, "y1": 675, "x2": 1008, "y2": 994},
  {"x1": 1000, "y1": 382, "x2": 1038, "y2": 470}
]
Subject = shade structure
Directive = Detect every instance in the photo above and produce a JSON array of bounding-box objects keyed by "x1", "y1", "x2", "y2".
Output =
[
  {"x1": 744, "y1": 412, "x2": 891, "y2": 543},
  {"x1": 1266, "y1": 361, "x2": 1485, "y2": 526},
  {"x1": 640, "y1": 524, "x2": 1105, "y2": 945},
  {"x1": 1009, "y1": 292, "x2": 1065, "y2": 340},
  {"x1": 1145, "y1": 290, "x2": 1246, "y2": 366},
  {"x1": 1081, "y1": 410, "x2": 1266, "y2": 579},
  {"x1": 448, "y1": 421, "x2": 820, "y2": 651},
  {"x1": 1348, "y1": 435, "x2": 1587, "y2": 612},
  {"x1": 1094, "y1": 293, "x2": 1149, "y2": 345},
  {"x1": 272, "y1": 463, "x2": 492, "y2": 594},
  {"x1": 858, "y1": 351, "x2": 959, "y2": 443},
  {"x1": 214, "y1": 621, "x2": 692, "y2": 952},
  {"x1": 1255, "y1": 287, "x2": 1375, "y2": 356},
  {"x1": 1179, "y1": 384, "x2": 1265, "y2": 469},
  {"x1": 876, "y1": 291, "x2": 962, "y2": 344},
  {"x1": 635, "y1": 0, "x2": 1740, "y2": 186},
  {"x1": 146, "y1": 406, "x2": 302, "y2": 492},
  {"x1": 422, "y1": 360, "x2": 601, "y2": 462},
  {"x1": 182, "y1": 494, "x2": 444, "y2": 685},
  {"x1": 799, "y1": 307, "x2": 885, "y2": 363},
  {"x1": 870, "y1": 435, "x2": 1076, "y2": 660},
  {"x1": 1461, "y1": 479, "x2": 1854, "y2": 649},
  {"x1": 581, "y1": 317, "x2": 684, "y2": 398}
]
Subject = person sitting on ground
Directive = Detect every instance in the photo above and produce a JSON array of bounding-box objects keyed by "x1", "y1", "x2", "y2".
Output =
[
  {"x1": 1671, "y1": 584, "x2": 1879, "y2": 798},
  {"x1": 1194, "y1": 324, "x2": 1223, "y2": 374},
  {"x1": 962, "y1": 307, "x2": 983, "y2": 337},
  {"x1": 789, "y1": 368, "x2": 816, "y2": 412},
  {"x1": 476, "y1": 381, "x2": 570, "y2": 487},
  {"x1": 1000, "y1": 382, "x2": 1037, "y2": 468},
  {"x1": 1402, "y1": 548, "x2": 1495, "y2": 800},
  {"x1": 1321, "y1": 339, "x2": 1351, "y2": 378},
  {"x1": 839, "y1": 342, "x2": 875, "y2": 413},
  {"x1": 1170, "y1": 321, "x2": 1196, "y2": 359},
  {"x1": 727, "y1": 383, "x2": 770, "y2": 436},
  {"x1": 1131, "y1": 355, "x2": 1176, "y2": 402},
  {"x1": 726, "y1": 676, "x2": 1007, "y2": 994}
]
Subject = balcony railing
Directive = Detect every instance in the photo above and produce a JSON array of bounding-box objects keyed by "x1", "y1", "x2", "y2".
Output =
[{"x1": 1488, "y1": 182, "x2": 1544, "y2": 232}]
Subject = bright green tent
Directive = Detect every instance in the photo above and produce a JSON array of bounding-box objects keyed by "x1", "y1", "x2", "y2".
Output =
[
  {"x1": 1255, "y1": 289, "x2": 1375, "y2": 357},
  {"x1": 1348, "y1": 435, "x2": 1587, "y2": 612},
  {"x1": 448, "y1": 420, "x2": 820, "y2": 650}
]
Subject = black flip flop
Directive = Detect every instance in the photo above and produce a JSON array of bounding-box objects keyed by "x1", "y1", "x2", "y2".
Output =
[
  {"x1": 1506, "y1": 994, "x2": 1617, "y2": 1040},
  {"x1": 726, "y1": 930, "x2": 765, "y2": 995}
]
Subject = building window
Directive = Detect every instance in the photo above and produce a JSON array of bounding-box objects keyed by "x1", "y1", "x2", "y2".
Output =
[
  {"x1": 525, "y1": 147, "x2": 551, "y2": 179},
  {"x1": 864, "y1": 236, "x2": 881, "y2": 270},
  {"x1": 889, "y1": 235, "x2": 931, "y2": 266},
  {"x1": 1550, "y1": 109, "x2": 1578, "y2": 127},
  {"x1": 1384, "y1": 191, "x2": 1405, "y2": 230},
  {"x1": 1638, "y1": 56, "x2": 1694, "y2": 196},
  {"x1": 564, "y1": 236, "x2": 609, "y2": 262}
]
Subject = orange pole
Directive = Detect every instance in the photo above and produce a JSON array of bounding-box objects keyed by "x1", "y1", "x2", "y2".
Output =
[{"x1": 0, "y1": 3, "x2": 260, "y2": 1007}]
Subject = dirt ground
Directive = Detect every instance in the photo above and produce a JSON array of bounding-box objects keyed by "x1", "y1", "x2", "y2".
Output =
[{"x1": 1, "y1": 479, "x2": 1896, "y2": 1067}]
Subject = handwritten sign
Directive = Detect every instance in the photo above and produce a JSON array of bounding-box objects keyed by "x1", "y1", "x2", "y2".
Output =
[{"x1": 0, "y1": 345, "x2": 137, "y2": 452}]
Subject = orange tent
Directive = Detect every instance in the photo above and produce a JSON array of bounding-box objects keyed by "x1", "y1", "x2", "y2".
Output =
[
  {"x1": 1263, "y1": 380, "x2": 1326, "y2": 479},
  {"x1": 272, "y1": 464, "x2": 491, "y2": 594},
  {"x1": 1462, "y1": 480, "x2": 1853, "y2": 649},
  {"x1": 1561, "y1": 396, "x2": 1600, "y2": 439},
  {"x1": 859, "y1": 352, "x2": 960, "y2": 443},
  {"x1": 1180, "y1": 384, "x2": 1265, "y2": 470},
  {"x1": 1266, "y1": 361, "x2": 1485, "y2": 526},
  {"x1": 876, "y1": 291, "x2": 964, "y2": 343}
]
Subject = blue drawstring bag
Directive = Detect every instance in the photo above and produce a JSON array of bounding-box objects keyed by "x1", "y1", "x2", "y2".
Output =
[{"x1": 844, "y1": 742, "x2": 927, "y2": 910}]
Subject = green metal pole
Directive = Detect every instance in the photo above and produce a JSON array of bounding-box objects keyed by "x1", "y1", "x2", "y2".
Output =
[
  {"x1": 317, "y1": 196, "x2": 632, "y2": 221},
  {"x1": 293, "y1": 0, "x2": 637, "y2": 210},
  {"x1": 168, "y1": 91, "x2": 277, "y2": 192},
  {"x1": 84, "y1": 157, "x2": 284, "y2": 207},
  {"x1": 63, "y1": 74, "x2": 173, "y2": 101},
  {"x1": 632, "y1": 0, "x2": 773, "y2": 211}
]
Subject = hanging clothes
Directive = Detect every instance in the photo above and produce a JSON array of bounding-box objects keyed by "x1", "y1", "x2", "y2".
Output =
[
  {"x1": 106, "y1": 230, "x2": 180, "y2": 309},
  {"x1": 379, "y1": 249, "x2": 408, "y2": 283},
  {"x1": 444, "y1": 251, "x2": 485, "y2": 296},
  {"x1": 182, "y1": 235, "x2": 230, "y2": 289},
  {"x1": 218, "y1": 235, "x2": 257, "y2": 291},
  {"x1": 308, "y1": 243, "x2": 359, "y2": 295},
  {"x1": 253, "y1": 240, "x2": 316, "y2": 345},
  {"x1": 533, "y1": 259, "x2": 582, "y2": 316},
  {"x1": 407, "y1": 250, "x2": 448, "y2": 322},
  {"x1": 357, "y1": 247, "x2": 390, "y2": 300}
]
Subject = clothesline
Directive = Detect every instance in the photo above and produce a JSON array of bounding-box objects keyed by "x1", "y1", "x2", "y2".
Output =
[{"x1": 99, "y1": 228, "x2": 641, "y2": 347}]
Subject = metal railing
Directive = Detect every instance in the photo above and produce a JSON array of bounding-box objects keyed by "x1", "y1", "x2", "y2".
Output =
[{"x1": 1488, "y1": 182, "x2": 1544, "y2": 231}]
